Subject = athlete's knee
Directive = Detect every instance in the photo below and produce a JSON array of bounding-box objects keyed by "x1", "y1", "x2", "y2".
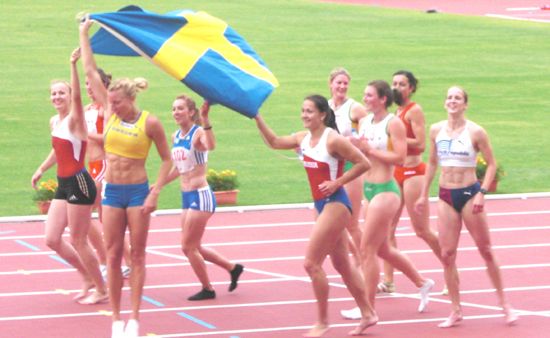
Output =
[
  {"x1": 45, "y1": 235, "x2": 62, "y2": 251},
  {"x1": 477, "y1": 245, "x2": 495, "y2": 263},
  {"x1": 303, "y1": 258, "x2": 322, "y2": 276},
  {"x1": 440, "y1": 249, "x2": 457, "y2": 266},
  {"x1": 181, "y1": 243, "x2": 199, "y2": 257}
]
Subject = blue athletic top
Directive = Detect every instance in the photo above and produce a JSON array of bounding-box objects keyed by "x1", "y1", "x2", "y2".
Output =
[{"x1": 171, "y1": 125, "x2": 207, "y2": 174}]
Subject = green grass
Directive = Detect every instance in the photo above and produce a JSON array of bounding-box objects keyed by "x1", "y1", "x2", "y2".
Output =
[{"x1": 1, "y1": 0, "x2": 549, "y2": 216}]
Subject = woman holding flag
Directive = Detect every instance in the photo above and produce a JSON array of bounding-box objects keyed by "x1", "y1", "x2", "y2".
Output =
[
  {"x1": 31, "y1": 48, "x2": 107, "y2": 305},
  {"x1": 80, "y1": 17, "x2": 173, "y2": 338},
  {"x1": 254, "y1": 95, "x2": 377, "y2": 337}
]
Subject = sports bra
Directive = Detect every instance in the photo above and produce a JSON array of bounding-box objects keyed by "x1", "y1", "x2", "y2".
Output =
[
  {"x1": 358, "y1": 113, "x2": 394, "y2": 151},
  {"x1": 435, "y1": 121, "x2": 477, "y2": 167},
  {"x1": 104, "y1": 110, "x2": 152, "y2": 159}
]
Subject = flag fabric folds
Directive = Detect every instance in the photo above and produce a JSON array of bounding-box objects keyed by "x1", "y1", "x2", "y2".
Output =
[{"x1": 90, "y1": 6, "x2": 278, "y2": 117}]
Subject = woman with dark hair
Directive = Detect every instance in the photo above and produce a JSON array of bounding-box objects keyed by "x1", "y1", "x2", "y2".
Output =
[
  {"x1": 254, "y1": 94, "x2": 377, "y2": 337},
  {"x1": 342, "y1": 80, "x2": 434, "y2": 321},
  {"x1": 378, "y1": 71, "x2": 442, "y2": 294},
  {"x1": 415, "y1": 86, "x2": 517, "y2": 328}
]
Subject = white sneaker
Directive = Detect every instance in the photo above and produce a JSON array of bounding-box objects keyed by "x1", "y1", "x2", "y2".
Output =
[
  {"x1": 124, "y1": 319, "x2": 139, "y2": 338},
  {"x1": 340, "y1": 306, "x2": 361, "y2": 320},
  {"x1": 111, "y1": 320, "x2": 125, "y2": 338},
  {"x1": 121, "y1": 266, "x2": 131, "y2": 279},
  {"x1": 100, "y1": 265, "x2": 107, "y2": 280},
  {"x1": 418, "y1": 279, "x2": 435, "y2": 312}
]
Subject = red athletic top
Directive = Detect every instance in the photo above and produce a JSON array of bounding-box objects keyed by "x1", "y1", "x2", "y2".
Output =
[
  {"x1": 51, "y1": 117, "x2": 87, "y2": 177},
  {"x1": 397, "y1": 102, "x2": 422, "y2": 156}
]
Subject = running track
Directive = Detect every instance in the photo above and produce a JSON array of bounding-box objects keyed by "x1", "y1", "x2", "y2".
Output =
[
  {"x1": 326, "y1": 0, "x2": 550, "y2": 23},
  {"x1": 1, "y1": 194, "x2": 550, "y2": 337}
]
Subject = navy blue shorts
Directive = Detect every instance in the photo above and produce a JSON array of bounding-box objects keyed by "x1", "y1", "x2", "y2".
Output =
[
  {"x1": 439, "y1": 181, "x2": 481, "y2": 213},
  {"x1": 313, "y1": 187, "x2": 352, "y2": 214}
]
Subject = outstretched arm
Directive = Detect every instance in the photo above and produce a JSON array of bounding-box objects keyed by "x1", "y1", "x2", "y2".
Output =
[{"x1": 254, "y1": 114, "x2": 301, "y2": 150}]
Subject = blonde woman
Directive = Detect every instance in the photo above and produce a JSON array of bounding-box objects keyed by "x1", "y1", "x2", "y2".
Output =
[
  {"x1": 31, "y1": 48, "x2": 107, "y2": 305},
  {"x1": 81, "y1": 18, "x2": 173, "y2": 338},
  {"x1": 327, "y1": 67, "x2": 368, "y2": 265}
]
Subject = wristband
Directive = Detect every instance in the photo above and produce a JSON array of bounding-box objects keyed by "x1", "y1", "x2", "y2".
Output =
[
  {"x1": 203, "y1": 125, "x2": 212, "y2": 130},
  {"x1": 479, "y1": 188, "x2": 488, "y2": 195}
]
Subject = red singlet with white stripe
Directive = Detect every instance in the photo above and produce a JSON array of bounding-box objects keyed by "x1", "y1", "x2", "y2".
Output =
[
  {"x1": 300, "y1": 127, "x2": 344, "y2": 200},
  {"x1": 51, "y1": 116, "x2": 87, "y2": 177}
]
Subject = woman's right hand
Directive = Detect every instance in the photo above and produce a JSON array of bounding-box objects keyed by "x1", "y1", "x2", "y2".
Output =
[
  {"x1": 79, "y1": 16, "x2": 93, "y2": 34},
  {"x1": 31, "y1": 170, "x2": 42, "y2": 190}
]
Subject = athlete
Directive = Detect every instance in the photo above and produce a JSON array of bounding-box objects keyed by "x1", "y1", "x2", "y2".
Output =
[
  {"x1": 379, "y1": 70, "x2": 442, "y2": 293},
  {"x1": 342, "y1": 80, "x2": 434, "y2": 321},
  {"x1": 415, "y1": 86, "x2": 517, "y2": 328},
  {"x1": 81, "y1": 18, "x2": 173, "y2": 338},
  {"x1": 327, "y1": 67, "x2": 368, "y2": 265},
  {"x1": 31, "y1": 48, "x2": 107, "y2": 305},
  {"x1": 254, "y1": 94, "x2": 377, "y2": 337},
  {"x1": 162, "y1": 94, "x2": 244, "y2": 301}
]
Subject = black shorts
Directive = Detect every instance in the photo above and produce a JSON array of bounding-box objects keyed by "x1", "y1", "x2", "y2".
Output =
[{"x1": 54, "y1": 170, "x2": 97, "y2": 205}]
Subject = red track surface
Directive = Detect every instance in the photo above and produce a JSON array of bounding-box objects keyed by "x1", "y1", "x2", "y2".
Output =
[
  {"x1": 325, "y1": 0, "x2": 550, "y2": 22},
  {"x1": 1, "y1": 195, "x2": 550, "y2": 337}
]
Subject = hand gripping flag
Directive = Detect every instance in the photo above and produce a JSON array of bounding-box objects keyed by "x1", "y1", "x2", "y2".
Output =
[{"x1": 89, "y1": 6, "x2": 278, "y2": 118}]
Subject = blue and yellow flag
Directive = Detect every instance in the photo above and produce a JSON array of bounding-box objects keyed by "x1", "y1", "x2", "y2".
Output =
[{"x1": 90, "y1": 6, "x2": 278, "y2": 117}]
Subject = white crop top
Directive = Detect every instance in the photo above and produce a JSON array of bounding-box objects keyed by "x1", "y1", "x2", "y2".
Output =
[{"x1": 435, "y1": 121, "x2": 477, "y2": 167}]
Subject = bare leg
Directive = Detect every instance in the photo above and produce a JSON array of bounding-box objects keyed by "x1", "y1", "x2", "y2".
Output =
[
  {"x1": 462, "y1": 203, "x2": 517, "y2": 325},
  {"x1": 126, "y1": 207, "x2": 150, "y2": 321},
  {"x1": 44, "y1": 200, "x2": 93, "y2": 299},
  {"x1": 102, "y1": 206, "x2": 127, "y2": 321}
]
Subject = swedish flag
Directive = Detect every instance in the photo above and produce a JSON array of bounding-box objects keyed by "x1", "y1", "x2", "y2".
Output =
[{"x1": 90, "y1": 6, "x2": 278, "y2": 117}]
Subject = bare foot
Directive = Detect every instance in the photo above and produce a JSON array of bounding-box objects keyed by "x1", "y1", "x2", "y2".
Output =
[
  {"x1": 438, "y1": 311, "x2": 463, "y2": 328},
  {"x1": 303, "y1": 324, "x2": 330, "y2": 337},
  {"x1": 73, "y1": 280, "x2": 94, "y2": 301},
  {"x1": 503, "y1": 305, "x2": 518, "y2": 325},
  {"x1": 77, "y1": 290, "x2": 109, "y2": 305},
  {"x1": 349, "y1": 314, "x2": 378, "y2": 335}
]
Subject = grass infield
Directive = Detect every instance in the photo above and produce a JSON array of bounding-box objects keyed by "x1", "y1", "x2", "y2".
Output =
[{"x1": 1, "y1": 0, "x2": 549, "y2": 216}]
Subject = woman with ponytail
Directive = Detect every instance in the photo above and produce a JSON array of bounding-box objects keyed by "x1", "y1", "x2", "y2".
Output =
[
  {"x1": 80, "y1": 18, "x2": 173, "y2": 338},
  {"x1": 254, "y1": 94, "x2": 377, "y2": 337}
]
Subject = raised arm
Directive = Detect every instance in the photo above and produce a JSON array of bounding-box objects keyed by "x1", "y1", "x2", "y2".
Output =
[
  {"x1": 79, "y1": 17, "x2": 108, "y2": 110},
  {"x1": 68, "y1": 48, "x2": 86, "y2": 139},
  {"x1": 254, "y1": 114, "x2": 302, "y2": 150},
  {"x1": 194, "y1": 101, "x2": 215, "y2": 152}
]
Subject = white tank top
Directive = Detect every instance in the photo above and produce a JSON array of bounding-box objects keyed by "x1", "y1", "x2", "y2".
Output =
[
  {"x1": 329, "y1": 98, "x2": 358, "y2": 137},
  {"x1": 358, "y1": 113, "x2": 394, "y2": 151},
  {"x1": 435, "y1": 121, "x2": 477, "y2": 167}
]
